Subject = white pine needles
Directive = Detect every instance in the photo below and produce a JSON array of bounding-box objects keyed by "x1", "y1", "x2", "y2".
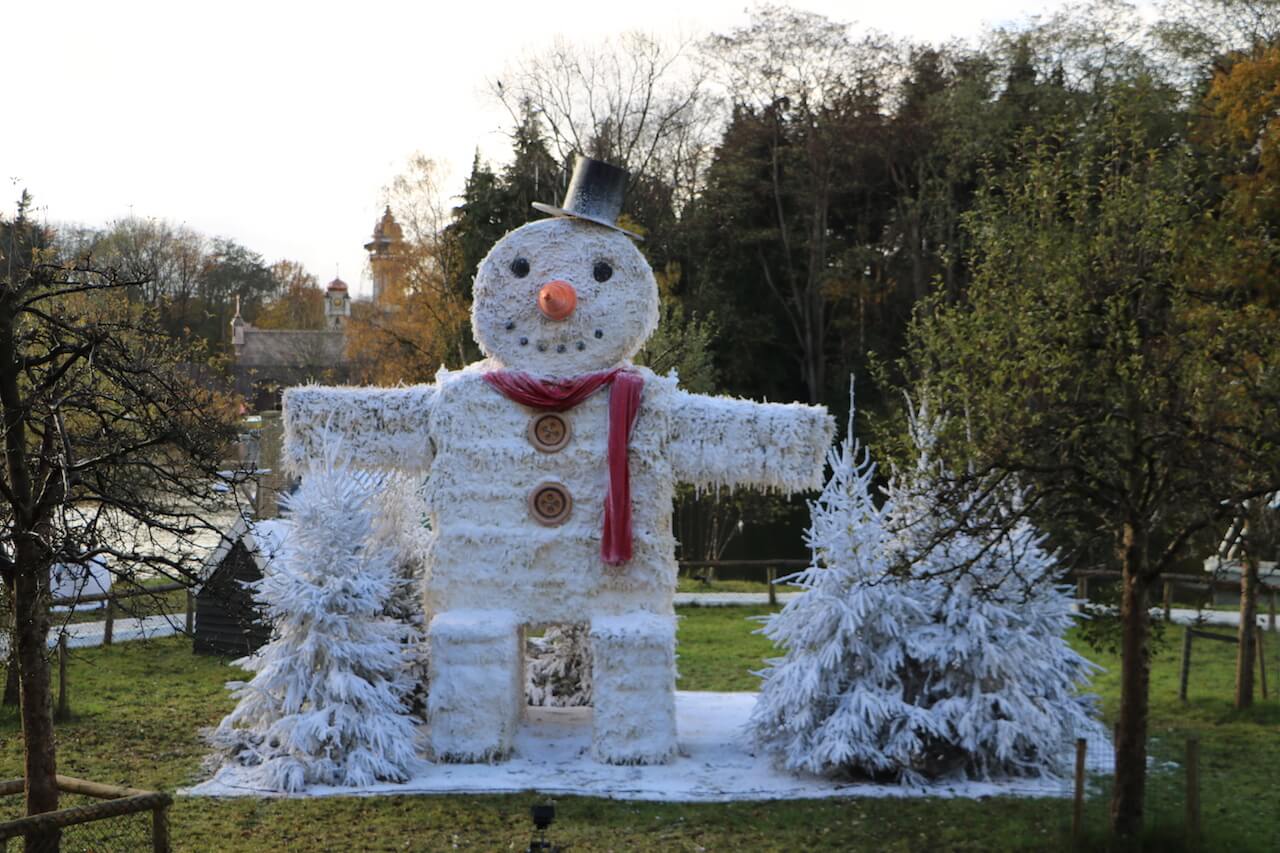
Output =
[
  {"x1": 747, "y1": 395, "x2": 1103, "y2": 784},
  {"x1": 208, "y1": 445, "x2": 423, "y2": 792}
]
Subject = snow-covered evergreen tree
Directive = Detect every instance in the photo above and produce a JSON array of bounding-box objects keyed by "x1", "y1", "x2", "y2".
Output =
[
  {"x1": 747, "y1": 391, "x2": 1102, "y2": 784},
  {"x1": 207, "y1": 445, "x2": 423, "y2": 792},
  {"x1": 370, "y1": 472, "x2": 432, "y2": 717},
  {"x1": 882, "y1": 399, "x2": 1103, "y2": 780},
  {"x1": 526, "y1": 623, "x2": 592, "y2": 707}
]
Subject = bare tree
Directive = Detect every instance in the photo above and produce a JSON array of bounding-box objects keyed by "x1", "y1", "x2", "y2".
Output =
[
  {"x1": 1, "y1": 192, "x2": 240, "y2": 848},
  {"x1": 491, "y1": 31, "x2": 717, "y2": 208}
]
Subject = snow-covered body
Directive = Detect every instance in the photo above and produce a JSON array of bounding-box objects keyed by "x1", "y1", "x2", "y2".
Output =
[{"x1": 283, "y1": 216, "x2": 833, "y2": 765}]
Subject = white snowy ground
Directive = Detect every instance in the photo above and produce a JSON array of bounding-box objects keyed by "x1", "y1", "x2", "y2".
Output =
[{"x1": 184, "y1": 692, "x2": 1113, "y2": 803}]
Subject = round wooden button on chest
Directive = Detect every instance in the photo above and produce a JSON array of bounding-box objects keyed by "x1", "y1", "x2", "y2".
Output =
[
  {"x1": 528, "y1": 481, "x2": 572, "y2": 526},
  {"x1": 527, "y1": 412, "x2": 571, "y2": 453}
]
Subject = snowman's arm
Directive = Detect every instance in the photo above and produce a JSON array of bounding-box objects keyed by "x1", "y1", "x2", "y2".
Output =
[
  {"x1": 282, "y1": 384, "x2": 438, "y2": 473},
  {"x1": 667, "y1": 390, "x2": 834, "y2": 493}
]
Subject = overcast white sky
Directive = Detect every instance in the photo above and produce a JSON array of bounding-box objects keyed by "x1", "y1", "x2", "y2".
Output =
[{"x1": 4, "y1": 0, "x2": 1074, "y2": 297}]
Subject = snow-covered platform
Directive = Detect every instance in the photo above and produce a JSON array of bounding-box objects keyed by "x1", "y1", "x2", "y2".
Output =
[{"x1": 184, "y1": 692, "x2": 1110, "y2": 802}]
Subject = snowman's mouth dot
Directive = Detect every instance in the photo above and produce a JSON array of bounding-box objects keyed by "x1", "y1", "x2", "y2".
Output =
[
  {"x1": 556, "y1": 344, "x2": 567, "y2": 353},
  {"x1": 576, "y1": 341, "x2": 586, "y2": 351},
  {"x1": 519, "y1": 337, "x2": 529, "y2": 346},
  {"x1": 537, "y1": 342, "x2": 548, "y2": 352}
]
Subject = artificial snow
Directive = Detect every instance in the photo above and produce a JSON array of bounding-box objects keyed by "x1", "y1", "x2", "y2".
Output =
[{"x1": 185, "y1": 691, "x2": 1111, "y2": 802}]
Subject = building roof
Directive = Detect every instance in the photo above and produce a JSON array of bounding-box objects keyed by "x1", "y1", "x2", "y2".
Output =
[{"x1": 236, "y1": 327, "x2": 346, "y2": 369}]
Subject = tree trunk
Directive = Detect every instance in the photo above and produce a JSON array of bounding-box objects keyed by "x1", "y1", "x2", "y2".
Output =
[
  {"x1": 3, "y1": 587, "x2": 17, "y2": 705},
  {"x1": 1235, "y1": 555, "x2": 1259, "y2": 709},
  {"x1": 3, "y1": 644, "x2": 17, "y2": 706},
  {"x1": 1110, "y1": 521, "x2": 1150, "y2": 837},
  {"x1": 14, "y1": 559, "x2": 59, "y2": 850}
]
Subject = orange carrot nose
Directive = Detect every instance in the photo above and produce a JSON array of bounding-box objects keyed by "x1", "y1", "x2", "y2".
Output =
[{"x1": 538, "y1": 280, "x2": 577, "y2": 321}]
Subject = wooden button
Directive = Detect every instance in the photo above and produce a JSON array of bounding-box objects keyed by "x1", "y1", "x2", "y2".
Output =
[
  {"x1": 528, "y1": 481, "x2": 572, "y2": 526},
  {"x1": 528, "y1": 413, "x2": 571, "y2": 453}
]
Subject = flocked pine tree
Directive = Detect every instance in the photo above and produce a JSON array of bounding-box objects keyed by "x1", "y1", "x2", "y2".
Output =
[
  {"x1": 747, "y1": 392, "x2": 1102, "y2": 784},
  {"x1": 882, "y1": 400, "x2": 1103, "y2": 781},
  {"x1": 207, "y1": 444, "x2": 423, "y2": 792}
]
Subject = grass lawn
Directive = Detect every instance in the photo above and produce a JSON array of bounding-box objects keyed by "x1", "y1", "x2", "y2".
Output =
[
  {"x1": 675, "y1": 577, "x2": 777, "y2": 594},
  {"x1": 0, "y1": 608, "x2": 1277, "y2": 851}
]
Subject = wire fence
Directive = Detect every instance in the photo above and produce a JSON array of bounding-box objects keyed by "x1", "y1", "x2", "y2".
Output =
[
  {"x1": 0, "y1": 778, "x2": 170, "y2": 853},
  {"x1": 1032, "y1": 730, "x2": 1280, "y2": 852}
]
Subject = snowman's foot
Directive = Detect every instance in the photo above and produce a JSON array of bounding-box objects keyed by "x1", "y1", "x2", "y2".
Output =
[
  {"x1": 427, "y1": 609, "x2": 522, "y2": 762},
  {"x1": 589, "y1": 613, "x2": 677, "y2": 765}
]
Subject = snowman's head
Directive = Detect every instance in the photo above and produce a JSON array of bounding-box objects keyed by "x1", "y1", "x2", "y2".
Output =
[{"x1": 471, "y1": 217, "x2": 659, "y2": 377}]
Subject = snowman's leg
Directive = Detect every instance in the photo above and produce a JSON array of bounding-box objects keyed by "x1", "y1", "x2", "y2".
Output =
[
  {"x1": 428, "y1": 608, "x2": 523, "y2": 762},
  {"x1": 589, "y1": 612, "x2": 677, "y2": 765}
]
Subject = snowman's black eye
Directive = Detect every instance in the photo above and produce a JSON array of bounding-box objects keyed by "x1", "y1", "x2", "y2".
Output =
[
  {"x1": 593, "y1": 261, "x2": 613, "y2": 283},
  {"x1": 510, "y1": 258, "x2": 530, "y2": 278}
]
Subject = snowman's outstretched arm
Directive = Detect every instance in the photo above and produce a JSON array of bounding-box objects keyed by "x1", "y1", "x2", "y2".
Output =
[
  {"x1": 282, "y1": 384, "x2": 438, "y2": 473},
  {"x1": 667, "y1": 390, "x2": 834, "y2": 493}
]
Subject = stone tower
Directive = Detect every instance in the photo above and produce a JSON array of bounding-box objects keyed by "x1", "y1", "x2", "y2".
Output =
[
  {"x1": 364, "y1": 206, "x2": 405, "y2": 306},
  {"x1": 324, "y1": 277, "x2": 351, "y2": 329}
]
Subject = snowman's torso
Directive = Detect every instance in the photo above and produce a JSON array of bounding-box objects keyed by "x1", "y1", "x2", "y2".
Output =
[{"x1": 422, "y1": 363, "x2": 679, "y2": 624}]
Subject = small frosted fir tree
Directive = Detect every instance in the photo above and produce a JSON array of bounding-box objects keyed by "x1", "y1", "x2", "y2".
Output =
[
  {"x1": 882, "y1": 400, "x2": 1103, "y2": 781},
  {"x1": 747, "y1": 403, "x2": 934, "y2": 779},
  {"x1": 208, "y1": 445, "x2": 423, "y2": 792},
  {"x1": 370, "y1": 473, "x2": 432, "y2": 717},
  {"x1": 748, "y1": 394, "x2": 1102, "y2": 784}
]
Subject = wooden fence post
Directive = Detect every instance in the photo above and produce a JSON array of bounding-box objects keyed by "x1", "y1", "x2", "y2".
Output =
[
  {"x1": 56, "y1": 634, "x2": 68, "y2": 722},
  {"x1": 1179, "y1": 629, "x2": 1193, "y2": 702},
  {"x1": 767, "y1": 566, "x2": 777, "y2": 606},
  {"x1": 1162, "y1": 582, "x2": 1172, "y2": 621},
  {"x1": 102, "y1": 599, "x2": 114, "y2": 646},
  {"x1": 152, "y1": 804, "x2": 170, "y2": 853},
  {"x1": 1257, "y1": 627, "x2": 1268, "y2": 700},
  {"x1": 1185, "y1": 736, "x2": 1201, "y2": 845},
  {"x1": 1269, "y1": 588, "x2": 1276, "y2": 632},
  {"x1": 1077, "y1": 575, "x2": 1087, "y2": 602},
  {"x1": 1071, "y1": 737, "x2": 1086, "y2": 841},
  {"x1": 185, "y1": 592, "x2": 194, "y2": 635}
]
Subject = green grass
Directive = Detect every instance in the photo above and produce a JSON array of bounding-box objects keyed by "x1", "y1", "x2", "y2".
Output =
[
  {"x1": 0, "y1": 610, "x2": 1277, "y2": 850},
  {"x1": 675, "y1": 576, "x2": 777, "y2": 594}
]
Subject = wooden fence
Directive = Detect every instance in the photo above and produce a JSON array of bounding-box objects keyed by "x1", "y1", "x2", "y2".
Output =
[
  {"x1": 51, "y1": 582, "x2": 193, "y2": 646},
  {"x1": 50, "y1": 581, "x2": 193, "y2": 722},
  {"x1": 0, "y1": 776, "x2": 171, "y2": 851}
]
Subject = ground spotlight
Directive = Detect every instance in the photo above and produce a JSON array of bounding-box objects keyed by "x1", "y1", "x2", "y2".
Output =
[{"x1": 527, "y1": 801, "x2": 558, "y2": 852}]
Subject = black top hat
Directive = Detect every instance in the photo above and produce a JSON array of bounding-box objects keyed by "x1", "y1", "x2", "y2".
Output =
[{"x1": 532, "y1": 156, "x2": 643, "y2": 241}]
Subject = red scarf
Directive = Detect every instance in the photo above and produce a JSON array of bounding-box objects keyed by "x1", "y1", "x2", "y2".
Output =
[{"x1": 482, "y1": 367, "x2": 643, "y2": 566}]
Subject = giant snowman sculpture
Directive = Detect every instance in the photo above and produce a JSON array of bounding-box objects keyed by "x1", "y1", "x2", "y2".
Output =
[{"x1": 283, "y1": 157, "x2": 833, "y2": 765}]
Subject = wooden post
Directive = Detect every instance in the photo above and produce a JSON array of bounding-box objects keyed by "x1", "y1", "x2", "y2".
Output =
[
  {"x1": 767, "y1": 566, "x2": 777, "y2": 606},
  {"x1": 1257, "y1": 626, "x2": 1268, "y2": 700},
  {"x1": 1269, "y1": 588, "x2": 1276, "y2": 632},
  {"x1": 1071, "y1": 737, "x2": 1086, "y2": 841},
  {"x1": 1162, "y1": 581, "x2": 1172, "y2": 621},
  {"x1": 56, "y1": 634, "x2": 68, "y2": 722},
  {"x1": 152, "y1": 804, "x2": 171, "y2": 853},
  {"x1": 1185, "y1": 736, "x2": 1201, "y2": 845},
  {"x1": 103, "y1": 598, "x2": 114, "y2": 646},
  {"x1": 1179, "y1": 628, "x2": 1193, "y2": 702},
  {"x1": 185, "y1": 591, "x2": 194, "y2": 635},
  {"x1": 1076, "y1": 575, "x2": 1087, "y2": 602}
]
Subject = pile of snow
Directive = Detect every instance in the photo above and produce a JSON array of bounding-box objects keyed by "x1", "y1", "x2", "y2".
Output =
[
  {"x1": 186, "y1": 691, "x2": 1111, "y2": 802},
  {"x1": 51, "y1": 557, "x2": 111, "y2": 611}
]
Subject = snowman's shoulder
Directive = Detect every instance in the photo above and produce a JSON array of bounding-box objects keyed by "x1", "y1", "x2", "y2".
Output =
[{"x1": 432, "y1": 361, "x2": 497, "y2": 400}]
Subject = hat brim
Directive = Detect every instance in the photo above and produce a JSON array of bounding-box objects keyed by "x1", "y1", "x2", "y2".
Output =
[{"x1": 531, "y1": 203, "x2": 644, "y2": 242}]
